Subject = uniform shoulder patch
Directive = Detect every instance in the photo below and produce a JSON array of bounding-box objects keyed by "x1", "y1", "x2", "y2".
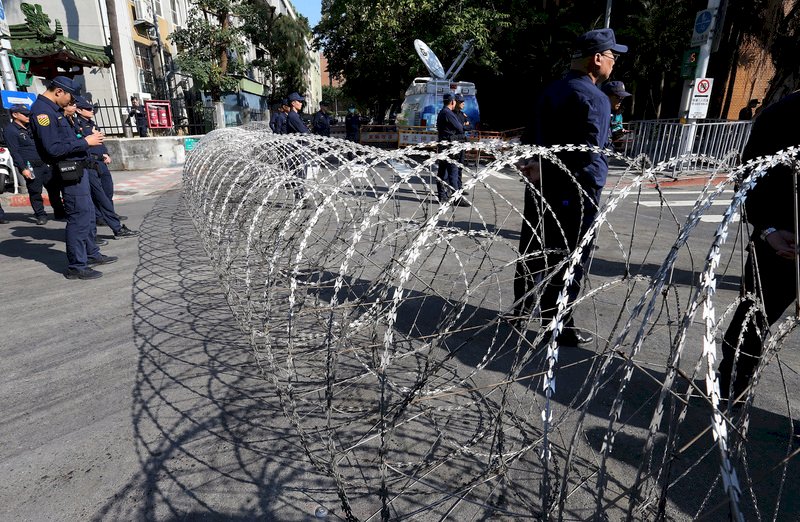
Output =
[{"x1": 37, "y1": 114, "x2": 50, "y2": 126}]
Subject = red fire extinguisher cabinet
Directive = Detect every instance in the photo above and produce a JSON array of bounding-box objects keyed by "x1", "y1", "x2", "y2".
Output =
[{"x1": 144, "y1": 100, "x2": 173, "y2": 129}]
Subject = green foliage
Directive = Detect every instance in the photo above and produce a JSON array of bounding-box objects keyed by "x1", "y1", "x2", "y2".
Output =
[
  {"x1": 169, "y1": 0, "x2": 249, "y2": 100},
  {"x1": 314, "y1": 0, "x2": 509, "y2": 114},
  {"x1": 238, "y1": 2, "x2": 312, "y2": 96}
]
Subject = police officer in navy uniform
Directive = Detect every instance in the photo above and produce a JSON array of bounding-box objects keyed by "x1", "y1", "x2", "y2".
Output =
[
  {"x1": 4, "y1": 104, "x2": 60, "y2": 224},
  {"x1": 271, "y1": 98, "x2": 289, "y2": 134},
  {"x1": 74, "y1": 96, "x2": 137, "y2": 239},
  {"x1": 436, "y1": 93, "x2": 469, "y2": 206},
  {"x1": 129, "y1": 96, "x2": 148, "y2": 137},
  {"x1": 30, "y1": 76, "x2": 116, "y2": 279},
  {"x1": 311, "y1": 100, "x2": 332, "y2": 137},
  {"x1": 286, "y1": 92, "x2": 310, "y2": 134},
  {"x1": 453, "y1": 93, "x2": 470, "y2": 195},
  {"x1": 512, "y1": 28, "x2": 627, "y2": 345}
]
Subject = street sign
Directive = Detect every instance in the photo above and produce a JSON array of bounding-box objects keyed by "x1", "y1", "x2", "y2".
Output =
[
  {"x1": 1, "y1": 90, "x2": 36, "y2": 108},
  {"x1": 681, "y1": 48, "x2": 700, "y2": 79},
  {"x1": 688, "y1": 78, "x2": 713, "y2": 119},
  {"x1": 0, "y1": 1, "x2": 9, "y2": 38},
  {"x1": 691, "y1": 9, "x2": 716, "y2": 47}
]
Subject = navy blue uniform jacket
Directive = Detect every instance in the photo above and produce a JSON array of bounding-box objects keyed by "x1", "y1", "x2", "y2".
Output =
[
  {"x1": 29, "y1": 95, "x2": 90, "y2": 164},
  {"x1": 525, "y1": 70, "x2": 611, "y2": 190},
  {"x1": 437, "y1": 107, "x2": 463, "y2": 142},
  {"x1": 286, "y1": 111, "x2": 309, "y2": 134},
  {"x1": 3, "y1": 121, "x2": 43, "y2": 171}
]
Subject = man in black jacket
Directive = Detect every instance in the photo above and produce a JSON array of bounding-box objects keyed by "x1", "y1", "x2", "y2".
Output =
[
  {"x1": 718, "y1": 90, "x2": 800, "y2": 402},
  {"x1": 436, "y1": 93, "x2": 468, "y2": 206}
]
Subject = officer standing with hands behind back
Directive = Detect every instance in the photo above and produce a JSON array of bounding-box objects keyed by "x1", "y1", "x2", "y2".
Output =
[{"x1": 30, "y1": 76, "x2": 116, "y2": 280}]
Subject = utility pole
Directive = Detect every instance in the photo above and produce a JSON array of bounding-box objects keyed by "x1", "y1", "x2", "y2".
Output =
[
  {"x1": 677, "y1": 0, "x2": 722, "y2": 162},
  {"x1": 106, "y1": 0, "x2": 133, "y2": 137},
  {"x1": 605, "y1": 0, "x2": 612, "y2": 28}
]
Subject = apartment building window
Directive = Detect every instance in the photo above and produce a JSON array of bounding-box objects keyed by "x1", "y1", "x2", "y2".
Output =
[
  {"x1": 153, "y1": 0, "x2": 163, "y2": 18},
  {"x1": 170, "y1": 0, "x2": 181, "y2": 25},
  {"x1": 135, "y1": 43, "x2": 156, "y2": 95}
]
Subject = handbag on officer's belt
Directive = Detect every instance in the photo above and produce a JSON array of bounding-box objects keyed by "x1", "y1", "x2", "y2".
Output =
[{"x1": 57, "y1": 160, "x2": 83, "y2": 182}]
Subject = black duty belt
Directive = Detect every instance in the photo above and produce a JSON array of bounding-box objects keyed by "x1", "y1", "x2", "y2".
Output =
[
  {"x1": 90, "y1": 153, "x2": 104, "y2": 161},
  {"x1": 28, "y1": 159, "x2": 46, "y2": 167}
]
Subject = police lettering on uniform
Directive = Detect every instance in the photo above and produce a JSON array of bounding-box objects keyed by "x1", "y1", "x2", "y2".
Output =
[
  {"x1": 29, "y1": 75, "x2": 117, "y2": 280},
  {"x1": 311, "y1": 100, "x2": 332, "y2": 137},
  {"x1": 436, "y1": 92, "x2": 469, "y2": 206},
  {"x1": 4, "y1": 104, "x2": 64, "y2": 224},
  {"x1": 74, "y1": 95, "x2": 137, "y2": 239}
]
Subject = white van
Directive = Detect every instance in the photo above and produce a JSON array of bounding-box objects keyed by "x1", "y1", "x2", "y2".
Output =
[{"x1": 396, "y1": 77, "x2": 480, "y2": 131}]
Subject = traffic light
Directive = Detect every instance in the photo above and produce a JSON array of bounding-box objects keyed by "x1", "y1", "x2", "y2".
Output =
[{"x1": 9, "y1": 55, "x2": 33, "y2": 87}]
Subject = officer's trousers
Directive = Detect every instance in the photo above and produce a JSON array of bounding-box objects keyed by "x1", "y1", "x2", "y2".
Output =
[
  {"x1": 513, "y1": 181, "x2": 601, "y2": 325},
  {"x1": 97, "y1": 161, "x2": 114, "y2": 200},
  {"x1": 24, "y1": 164, "x2": 53, "y2": 218},
  {"x1": 719, "y1": 239, "x2": 798, "y2": 398},
  {"x1": 87, "y1": 166, "x2": 121, "y2": 233},
  {"x1": 62, "y1": 169, "x2": 99, "y2": 270},
  {"x1": 436, "y1": 160, "x2": 459, "y2": 202}
]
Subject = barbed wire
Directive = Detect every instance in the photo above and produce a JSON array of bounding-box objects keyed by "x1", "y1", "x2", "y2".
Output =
[{"x1": 182, "y1": 127, "x2": 800, "y2": 521}]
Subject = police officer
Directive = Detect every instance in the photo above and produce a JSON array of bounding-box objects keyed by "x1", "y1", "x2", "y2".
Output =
[
  {"x1": 345, "y1": 106, "x2": 361, "y2": 143},
  {"x1": 74, "y1": 95, "x2": 137, "y2": 239},
  {"x1": 129, "y1": 96, "x2": 148, "y2": 137},
  {"x1": 311, "y1": 100, "x2": 332, "y2": 137},
  {"x1": 436, "y1": 93, "x2": 468, "y2": 206},
  {"x1": 453, "y1": 93, "x2": 470, "y2": 195},
  {"x1": 513, "y1": 28, "x2": 627, "y2": 344},
  {"x1": 271, "y1": 98, "x2": 289, "y2": 134},
  {"x1": 286, "y1": 92, "x2": 310, "y2": 134},
  {"x1": 4, "y1": 104, "x2": 60, "y2": 224},
  {"x1": 30, "y1": 76, "x2": 116, "y2": 280}
]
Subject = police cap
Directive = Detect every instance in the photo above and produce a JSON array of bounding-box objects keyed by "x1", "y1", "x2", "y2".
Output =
[
  {"x1": 9, "y1": 104, "x2": 31, "y2": 116},
  {"x1": 287, "y1": 92, "x2": 305, "y2": 102},
  {"x1": 74, "y1": 95, "x2": 95, "y2": 110},
  {"x1": 49, "y1": 75, "x2": 79, "y2": 95},
  {"x1": 281, "y1": 98, "x2": 289, "y2": 106},
  {"x1": 320, "y1": 100, "x2": 330, "y2": 107},
  {"x1": 454, "y1": 93, "x2": 465, "y2": 103},
  {"x1": 442, "y1": 93, "x2": 454, "y2": 104},
  {"x1": 601, "y1": 81, "x2": 632, "y2": 98},
  {"x1": 572, "y1": 28, "x2": 628, "y2": 58}
]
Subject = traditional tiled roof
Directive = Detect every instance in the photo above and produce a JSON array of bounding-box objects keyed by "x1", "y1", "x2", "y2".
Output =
[{"x1": 9, "y1": 2, "x2": 112, "y2": 73}]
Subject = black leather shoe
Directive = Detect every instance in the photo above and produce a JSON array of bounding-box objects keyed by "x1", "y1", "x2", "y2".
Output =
[
  {"x1": 555, "y1": 327, "x2": 594, "y2": 345},
  {"x1": 88, "y1": 255, "x2": 118, "y2": 266},
  {"x1": 454, "y1": 198, "x2": 471, "y2": 207},
  {"x1": 64, "y1": 267, "x2": 103, "y2": 280},
  {"x1": 96, "y1": 238, "x2": 108, "y2": 246},
  {"x1": 0, "y1": 218, "x2": 9, "y2": 224},
  {"x1": 96, "y1": 218, "x2": 109, "y2": 227},
  {"x1": 36, "y1": 216, "x2": 48, "y2": 225},
  {"x1": 113, "y1": 224, "x2": 139, "y2": 239}
]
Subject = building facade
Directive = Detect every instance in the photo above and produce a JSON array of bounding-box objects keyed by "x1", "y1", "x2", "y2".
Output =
[{"x1": 4, "y1": 0, "x2": 321, "y2": 131}]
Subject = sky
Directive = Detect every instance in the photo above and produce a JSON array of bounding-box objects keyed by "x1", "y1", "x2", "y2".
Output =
[{"x1": 292, "y1": 0, "x2": 323, "y2": 28}]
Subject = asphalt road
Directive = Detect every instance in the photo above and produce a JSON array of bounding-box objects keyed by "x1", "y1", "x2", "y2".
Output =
[{"x1": 0, "y1": 163, "x2": 798, "y2": 521}]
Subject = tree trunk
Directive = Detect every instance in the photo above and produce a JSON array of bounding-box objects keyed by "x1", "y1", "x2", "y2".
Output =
[
  {"x1": 213, "y1": 101, "x2": 226, "y2": 129},
  {"x1": 216, "y1": 10, "x2": 230, "y2": 102},
  {"x1": 106, "y1": 0, "x2": 133, "y2": 137}
]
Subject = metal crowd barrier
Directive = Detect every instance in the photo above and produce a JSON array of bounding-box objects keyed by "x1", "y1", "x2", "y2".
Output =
[{"x1": 621, "y1": 119, "x2": 753, "y2": 174}]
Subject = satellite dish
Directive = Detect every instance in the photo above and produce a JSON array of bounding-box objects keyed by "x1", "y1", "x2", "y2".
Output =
[{"x1": 414, "y1": 39, "x2": 446, "y2": 80}]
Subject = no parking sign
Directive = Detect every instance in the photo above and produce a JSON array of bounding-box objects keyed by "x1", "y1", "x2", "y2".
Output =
[{"x1": 688, "y1": 78, "x2": 714, "y2": 119}]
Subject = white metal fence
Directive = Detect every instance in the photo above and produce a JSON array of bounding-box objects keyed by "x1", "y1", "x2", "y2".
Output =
[{"x1": 619, "y1": 119, "x2": 753, "y2": 174}]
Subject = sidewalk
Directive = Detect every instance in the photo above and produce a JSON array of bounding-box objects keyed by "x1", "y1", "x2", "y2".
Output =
[{"x1": 1, "y1": 167, "x2": 182, "y2": 212}]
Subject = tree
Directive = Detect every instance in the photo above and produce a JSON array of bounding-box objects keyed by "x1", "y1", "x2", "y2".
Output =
[
  {"x1": 314, "y1": 0, "x2": 509, "y2": 121},
  {"x1": 169, "y1": 0, "x2": 250, "y2": 101}
]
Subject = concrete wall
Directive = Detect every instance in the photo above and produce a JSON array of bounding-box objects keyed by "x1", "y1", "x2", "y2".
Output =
[{"x1": 105, "y1": 135, "x2": 201, "y2": 170}]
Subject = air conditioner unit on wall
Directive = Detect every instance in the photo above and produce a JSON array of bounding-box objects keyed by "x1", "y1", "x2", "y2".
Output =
[{"x1": 133, "y1": 0, "x2": 154, "y2": 26}]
